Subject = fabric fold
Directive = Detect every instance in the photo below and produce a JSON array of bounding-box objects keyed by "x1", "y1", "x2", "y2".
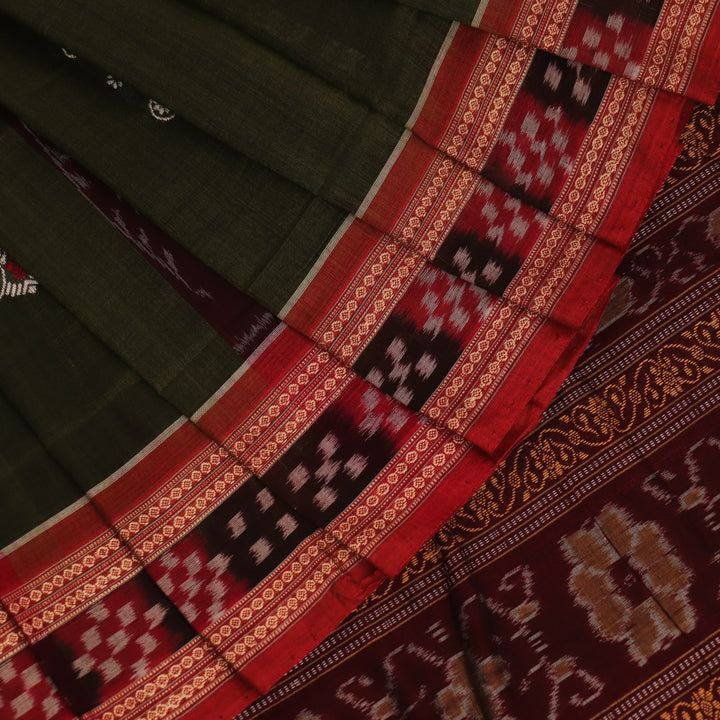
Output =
[
  {"x1": 0, "y1": 0, "x2": 404, "y2": 206},
  {"x1": 230, "y1": 104, "x2": 720, "y2": 716},
  {"x1": 383, "y1": 0, "x2": 720, "y2": 103},
  {"x1": 1, "y1": 2, "x2": 719, "y2": 719}
]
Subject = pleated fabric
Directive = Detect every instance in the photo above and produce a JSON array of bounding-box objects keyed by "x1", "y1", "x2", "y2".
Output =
[
  {"x1": 0, "y1": 2, "x2": 719, "y2": 719},
  {"x1": 233, "y1": 99, "x2": 720, "y2": 719}
]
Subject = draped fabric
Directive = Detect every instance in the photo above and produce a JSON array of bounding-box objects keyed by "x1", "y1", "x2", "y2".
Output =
[
  {"x1": 0, "y1": 2, "x2": 718, "y2": 720},
  {"x1": 234, "y1": 99, "x2": 720, "y2": 720}
]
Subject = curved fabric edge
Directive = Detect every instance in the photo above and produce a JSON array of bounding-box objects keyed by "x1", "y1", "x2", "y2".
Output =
[
  {"x1": 383, "y1": 0, "x2": 720, "y2": 104},
  {"x1": 0, "y1": 18, "x2": 713, "y2": 720}
]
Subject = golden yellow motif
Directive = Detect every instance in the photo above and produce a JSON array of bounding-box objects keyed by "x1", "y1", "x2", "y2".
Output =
[
  {"x1": 515, "y1": 0, "x2": 545, "y2": 44},
  {"x1": 403, "y1": 165, "x2": 475, "y2": 258},
  {"x1": 666, "y1": 102, "x2": 720, "y2": 186},
  {"x1": 665, "y1": 0, "x2": 711, "y2": 94},
  {"x1": 98, "y1": 642, "x2": 227, "y2": 720},
  {"x1": 557, "y1": 77, "x2": 633, "y2": 232},
  {"x1": 0, "y1": 447, "x2": 233, "y2": 660},
  {"x1": 465, "y1": 43, "x2": 530, "y2": 168},
  {"x1": 541, "y1": 0, "x2": 573, "y2": 50},
  {"x1": 645, "y1": 0, "x2": 680, "y2": 88},
  {"x1": 380, "y1": 306, "x2": 720, "y2": 592},
  {"x1": 660, "y1": 674, "x2": 720, "y2": 720}
]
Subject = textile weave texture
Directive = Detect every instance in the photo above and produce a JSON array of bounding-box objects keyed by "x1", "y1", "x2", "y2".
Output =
[
  {"x1": 233, "y1": 100, "x2": 720, "y2": 720},
  {"x1": 0, "y1": 2, "x2": 718, "y2": 719}
]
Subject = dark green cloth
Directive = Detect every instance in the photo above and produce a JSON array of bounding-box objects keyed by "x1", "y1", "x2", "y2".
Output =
[
  {"x1": 0, "y1": 0, "x2": 415, "y2": 205},
  {"x1": 0, "y1": 124, "x2": 241, "y2": 413},
  {"x1": 183, "y1": 0, "x2": 449, "y2": 122},
  {"x1": 378, "y1": 0, "x2": 480, "y2": 24},
  {"x1": 0, "y1": 282, "x2": 181, "y2": 542},
  {"x1": 0, "y1": 395, "x2": 83, "y2": 547},
  {"x1": 0, "y1": 0, "x2": 452, "y2": 545},
  {"x1": 0, "y1": 20, "x2": 342, "y2": 313}
]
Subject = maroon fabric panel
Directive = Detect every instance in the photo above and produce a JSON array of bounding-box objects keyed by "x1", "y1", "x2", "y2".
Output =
[
  {"x1": 233, "y1": 101, "x2": 720, "y2": 720},
  {"x1": 8, "y1": 113, "x2": 279, "y2": 359}
]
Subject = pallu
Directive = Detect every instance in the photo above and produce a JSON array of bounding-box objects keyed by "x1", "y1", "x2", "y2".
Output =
[
  {"x1": 234, "y1": 99, "x2": 720, "y2": 720},
  {"x1": 0, "y1": 2, "x2": 718, "y2": 719}
]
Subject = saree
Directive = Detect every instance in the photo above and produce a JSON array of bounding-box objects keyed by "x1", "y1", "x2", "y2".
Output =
[
  {"x1": 0, "y1": 2, "x2": 718, "y2": 719},
  {"x1": 234, "y1": 99, "x2": 720, "y2": 719}
]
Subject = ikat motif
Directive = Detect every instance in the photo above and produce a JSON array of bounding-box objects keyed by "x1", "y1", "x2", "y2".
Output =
[
  {"x1": 437, "y1": 180, "x2": 550, "y2": 296},
  {"x1": 483, "y1": 51, "x2": 610, "y2": 213},
  {"x1": 261, "y1": 383, "x2": 419, "y2": 524},
  {"x1": 32, "y1": 573, "x2": 195, "y2": 715},
  {"x1": 354, "y1": 265, "x2": 496, "y2": 411},
  {"x1": 562, "y1": 504, "x2": 695, "y2": 666},
  {"x1": 0, "y1": 651, "x2": 72, "y2": 720},
  {"x1": 561, "y1": 0, "x2": 665, "y2": 79},
  {"x1": 148, "y1": 479, "x2": 312, "y2": 632}
]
